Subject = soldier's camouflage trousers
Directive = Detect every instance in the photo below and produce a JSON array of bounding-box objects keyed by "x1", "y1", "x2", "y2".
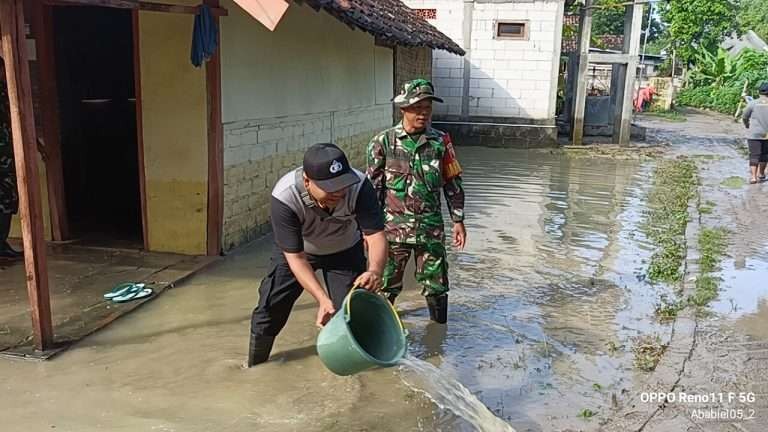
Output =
[{"x1": 382, "y1": 239, "x2": 448, "y2": 297}]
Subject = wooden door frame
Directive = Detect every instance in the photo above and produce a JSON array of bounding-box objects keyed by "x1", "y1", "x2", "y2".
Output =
[
  {"x1": 30, "y1": 1, "x2": 69, "y2": 242},
  {"x1": 1, "y1": 0, "x2": 54, "y2": 351},
  {"x1": 204, "y1": 0, "x2": 223, "y2": 257},
  {"x1": 36, "y1": 4, "x2": 149, "y2": 249},
  {"x1": 38, "y1": 1, "x2": 225, "y2": 255},
  {"x1": 131, "y1": 10, "x2": 149, "y2": 251}
]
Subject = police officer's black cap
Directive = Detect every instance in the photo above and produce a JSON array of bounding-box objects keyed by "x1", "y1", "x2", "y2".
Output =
[
  {"x1": 759, "y1": 82, "x2": 768, "y2": 95},
  {"x1": 303, "y1": 143, "x2": 360, "y2": 193}
]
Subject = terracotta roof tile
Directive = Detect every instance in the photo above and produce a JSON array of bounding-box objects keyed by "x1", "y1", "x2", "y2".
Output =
[{"x1": 299, "y1": 0, "x2": 465, "y2": 55}]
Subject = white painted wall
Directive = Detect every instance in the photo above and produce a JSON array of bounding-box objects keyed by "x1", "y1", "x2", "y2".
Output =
[
  {"x1": 220, "y1": 0, "x2": 393, "y2": 122},
  {"x1": 404, "y1": 0, "x2": 564, "y2": 120},
  {"x1": 403, "y1": 0, "x2": 465, "y2": 116},
  {"x1": 218, "y1": 1, "x2": 395, "y2": 249}
]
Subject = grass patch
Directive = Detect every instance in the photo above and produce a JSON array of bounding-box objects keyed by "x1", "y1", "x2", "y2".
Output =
[
  {"x1": 578, "y1": 408, "x2": 597, "y2": 419},
  {"x1": 689, "y1": 275, "x2": 721, "y2": 307},
  {"x1": 698, "y1": 200, "x2": 716, "y2": 215},
  {"x1": 721, "y1": 176, "x2": 746, "y2": 189},
  {"x1": 691, "y1": 154, "x2": 725, "y2": 161},
  {"x1": 643, "y1": 159, "x2": 698, "y2": 284},
  {"x1": 652, "y1": 227, "x2": 729, "y2": 319},
  {"x1": 632, "y1": 334, "x2": 667, "y2": 372},
  {"x1": 605, "y1": 341, "x2": 624, "y2": 354},
  {"x1": 654, "y1": 294, "x2": 685, "y2": 322},
  {"x1": 647, "y1": 243, "x2": 686, "y2": 283},
  {"x1": 688, "y1": 227, "x2": 729, "y2": 308},
  {"x1": 644, "y1": 108, "x2": 687, "y2": 122},
  {"x1": 698, "y1": 228, "x2": 728, "y2": 273},
  {"x1": 735, "y1": 143, "x2": 749, "y2": 158},
  {"x1": 562, "y1": 145, "x2": 665, "y2": 160}
]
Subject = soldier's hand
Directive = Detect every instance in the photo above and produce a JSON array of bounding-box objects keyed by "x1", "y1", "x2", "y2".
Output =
[
  {"x1": 453, "y1": 222, "x2": 467, "y2": 250},
  {"x1": 316, "y1": 299, "x2": 336, "y2": 328},
  {"x1": 354, "y1": 271, "x2": 383, "y2": 292}
]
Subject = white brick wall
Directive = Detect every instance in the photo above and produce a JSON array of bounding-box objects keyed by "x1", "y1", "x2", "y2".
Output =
[
  {"x1": 221, "y1": 105, "x2": 392, "y2": 250},
  {"x1": 404, "y1": 0, "x2": 465, "y2": 116},
  {"x1": 404, "y1": 0, "x2": 564, "y2": 121},
  {"x1": 470, "y1": 1, "x2": 562, "y2": 119}
]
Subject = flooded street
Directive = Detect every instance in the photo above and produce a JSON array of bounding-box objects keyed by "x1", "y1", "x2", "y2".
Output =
[
  {"x1": 612, "y1": 111, "x2": 768, "y2": 432},
  {"x1": 400, "y1": 148, "x2": 672, "y2": 431},
  {"x1": 1, "y1": 110, "x2": 767, "y2": 432}
]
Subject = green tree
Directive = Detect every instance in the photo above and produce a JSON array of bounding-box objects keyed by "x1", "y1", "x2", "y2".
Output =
[
  {"x1": 737, "y1": 0, "x2": 768, "y2": 41},
  {"x1": 644, "y1": 39, "x2": 668, "y2": 56},
  {"x1": 659, "y1": 0, "x2": 738, "y2": 64},
  {"x1": 592, "y1": 4, "x2": 624, "y2": 35},
  {"x1": 565, "y1": 0, "x2": 662, "y2": 50},
  {"x1": 592, "y1": 3, "x2": 663, "y2": 42}
]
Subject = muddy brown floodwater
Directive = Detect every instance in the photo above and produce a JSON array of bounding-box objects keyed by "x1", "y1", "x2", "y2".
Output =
[
  {"x1": 398, "y1": 148, "x2": 675, "y2": 431},
  {"x1": 2, "y1": 116, "x2": 765, "y2": 432}
]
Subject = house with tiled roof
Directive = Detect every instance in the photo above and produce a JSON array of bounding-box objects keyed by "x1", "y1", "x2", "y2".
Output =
[
  {"x1": 5, "y1": 0, "x2": 464, "y2": 256},
  {"x1": 1, "y1": 0, "x2": 465, "y2": 352},
  {"x1": 402, "y1": 0, "x2": 568, "y2": 146}
]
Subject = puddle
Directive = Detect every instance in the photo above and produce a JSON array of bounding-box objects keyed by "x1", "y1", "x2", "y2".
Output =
[
  {"x1": 399, "y1": 355, "x2": 515, "y2": 432},
  {"x1": 4, "y1": 118, "x2": 766, "y2": 432},
  {"x1": 679, "y1": 124, "x2": 768, "y2": 343},
  {"x1": 395, "y1": 148, "x2": 674, "y2": 431},
  {"x1": 707, "y1": 255, "x2": 768, "y2": 342},
  {"x1": 711, "y1": 258, "x2": 768, "y2": 318},
  {"x1": 721, "y1": 176, "x2": 747, "y2": 189}
]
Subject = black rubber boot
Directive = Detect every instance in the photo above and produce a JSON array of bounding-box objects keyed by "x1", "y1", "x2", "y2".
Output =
[
  {"x1": 426, "y1": 294, "x2": 448, "y2": 324},
  {"x1": 0, "y1": 241, "x2": 22, "y2": 259},
  {"x1": 247, "y1": 335, "x2": 275, "y2": 367},
  {"x1": 386, "y1": 293, "x2": 398, "y2": 305}
]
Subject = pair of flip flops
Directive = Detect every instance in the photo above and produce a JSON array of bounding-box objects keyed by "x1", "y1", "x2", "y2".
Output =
[{"x1": 103, "y1": 282, "x2": 153, "y2": 303}]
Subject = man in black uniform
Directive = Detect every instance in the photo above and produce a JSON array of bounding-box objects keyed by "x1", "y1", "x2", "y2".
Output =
[{"x1": 248, "y1": 143, "x2": 388, "y2": 367}]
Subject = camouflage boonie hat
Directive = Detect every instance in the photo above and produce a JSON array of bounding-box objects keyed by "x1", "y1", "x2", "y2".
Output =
[{"x1": 393, "y1": 79, "x2": 444, "y2": 107}]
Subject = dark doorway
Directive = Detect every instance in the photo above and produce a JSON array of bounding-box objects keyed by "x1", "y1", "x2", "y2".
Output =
[{"x1": 54, "y1": 6, "x2": 142, "y2": 247}]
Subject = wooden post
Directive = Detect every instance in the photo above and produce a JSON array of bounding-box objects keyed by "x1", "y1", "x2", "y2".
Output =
[
  {"x1": 612, "y1": 1, "x2": 644, "y2": 146},
  {"x1": 611, "y1": 61, "x2": 628, "y2": 134},
  {"x1": 205, "y1": 0, "x2": 223, "y2": 256},
  {"x1": 31, "y1": 1, "x2": 70, "y2": 241},
  {"x1": 0, "y1": 0, "x2": 54, "y2": 351},
  {"x1": 670, "y1": 49, "x2": 677, "y2": 103},
  {"x1": 132, "y1": 11, "x2": 149, "y2": 251},
  {"x1": 571, "y1": 0, "x2": 592, "y2": 146},
  {"x1": 563, "y1": 53, "x2": 578, "y2": 126}
]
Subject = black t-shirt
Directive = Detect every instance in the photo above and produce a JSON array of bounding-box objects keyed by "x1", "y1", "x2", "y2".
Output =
[{"x1": 271, "y1": 179, "x2": 384, "y2": 253}]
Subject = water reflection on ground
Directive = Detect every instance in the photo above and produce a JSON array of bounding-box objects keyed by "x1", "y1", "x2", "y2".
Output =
[{"x1": 396, "y1": 148, "x2": 673, "y2": 431}]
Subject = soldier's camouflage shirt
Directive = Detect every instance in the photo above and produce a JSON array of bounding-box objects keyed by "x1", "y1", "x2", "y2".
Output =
[
  {"x1": 0, "y1": 79, "x2": 18, "y2": 216},
  {"x1": 366, "y1": 122, "x2": 465, "y2": 244}
]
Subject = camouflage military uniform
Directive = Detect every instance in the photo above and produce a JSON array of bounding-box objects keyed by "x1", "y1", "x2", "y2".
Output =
[
  {"x1": 0, "y1": 77, "x2": 18, "y2": 217},
  {"x1": 366, "y1": 122, "x2": 465, "y2": 297}
]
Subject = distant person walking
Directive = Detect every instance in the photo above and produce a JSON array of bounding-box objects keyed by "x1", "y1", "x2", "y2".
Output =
[{"x1": 742, "y1": 83, "x2": 768, "y2": 184}]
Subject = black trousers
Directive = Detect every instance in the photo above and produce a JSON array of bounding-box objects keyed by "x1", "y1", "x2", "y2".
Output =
[
  {"x1": 748, "y1": 139, "x2": 768, "y2": 166},
  {"x1": 0, "y1": 213, "x2": 11, "y2": 242},
  {"x1": 250, "y1": 241, "x2": 366, "y2": 338}
]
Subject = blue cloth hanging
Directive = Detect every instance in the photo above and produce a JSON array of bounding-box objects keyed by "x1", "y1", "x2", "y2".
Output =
[{"x1": 191, "y1": 4, "x2": 218, "y2": 68}]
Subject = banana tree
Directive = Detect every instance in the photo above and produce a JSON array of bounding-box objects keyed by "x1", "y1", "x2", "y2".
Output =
[{"x1": 690, "y1": 48, "x2": 738, "y2": 87}]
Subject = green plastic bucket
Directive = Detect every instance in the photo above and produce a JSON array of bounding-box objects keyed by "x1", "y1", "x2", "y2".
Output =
[{"x1": 317, "y1": 289, "x2": 407, "y2": 376}]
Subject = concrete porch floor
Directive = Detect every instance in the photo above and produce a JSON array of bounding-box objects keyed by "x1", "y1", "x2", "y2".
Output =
[{"x1": 0, "y1": 239, "x2": 218, "y2": 359}]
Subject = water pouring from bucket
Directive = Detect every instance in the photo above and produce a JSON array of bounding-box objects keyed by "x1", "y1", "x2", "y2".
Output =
[{"x1": 316, "y1": 288, "x2": 408, "y2": 376}]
